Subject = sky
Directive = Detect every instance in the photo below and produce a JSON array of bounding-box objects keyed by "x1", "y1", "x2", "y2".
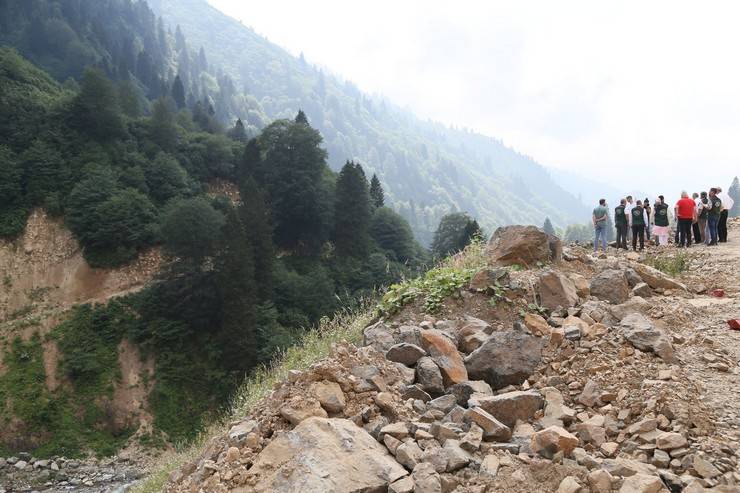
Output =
[{"x1": 208, "y1": 0, "x2": 740, "y2": 199}]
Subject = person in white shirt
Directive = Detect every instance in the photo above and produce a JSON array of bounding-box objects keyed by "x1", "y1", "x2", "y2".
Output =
[
  {"x1": 717, "y1": 186, "x2": 734, "y2": 242},
  {"x1": 691, "y1": 193, "x2": 702, "y2": 243},
  {"x1": 625, "y1": 195, "x2": 634, "y2": 242}
]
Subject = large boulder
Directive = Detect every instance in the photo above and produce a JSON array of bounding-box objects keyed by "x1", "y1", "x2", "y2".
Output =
[
  {"x1": 364, "y1": 321, "x2": 395, "y2": 353},
  {"x1": 416, "y1": 357, "x2": 445, "y2": 395},
  {"x1": 386, "y1": 343, "x2": 427, "y2": 367},
  {"x1": 619, "y1": 313, "x2": 675, "y2": 362},
  {"x1": 487, "y1": 225, "x2": 562, "y2": 267},
  {"x1": 469, "y1": 390, "x2": 544, "y2": 428},
  {"x1": 242, "y1": 417, "x2": 407, "y2": 492},
  {"x1": 464, "y1": 331, "x2": 544, "y2": 389},
  {"x1": 590, "y1": 269, "x2": 630, "y2": 305},
  {"x1": 631, "y1": 263, "x2": 687, "y2": 291},
  {"x1": 537, "y1": 271, "x2": 579, "y2": 310},
  {"x1": 419, "y1": 329, "x2": 468, "y2": 387}
]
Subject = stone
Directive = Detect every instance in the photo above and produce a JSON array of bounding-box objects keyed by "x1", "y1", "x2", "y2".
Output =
[
  {"x1": 557, "y1": 476, "x2": 582, "y2": 493},
  {"x1": 465, "y1": 331, "x2": 544, "y2": 390},
  {"x1": 480, "y1": 454, "x2": 500, "y2": 477},
  {"x1": 590, "y1": 269, "x2": 630, "y2": 304},
  {"x1": 402, "y1": 384, "x2": 432, "y2": 403},
  {"x1": 463, "y1": 407, "x2": 512, "y2": 442},
  {"x1": 537, "y1": 270, "x2": 579, "y2": 310},
  {"x1": 583, "y1": 322, "x2": 609, "y2": 340},
  {"x1": 530, "y1": 426, "x2": 579, "y2": 459},
  {"x1": 601, "y1": 458, "x2": 657, "y2": 477},
  {"x1": 632, "y1": 282, "x2": 652, "y2": 298},
  {"x1": 523, "y1": 313, "x2": 552, "y2": 336},
  {"x1": 692, "y1": 455, "x2": 720, "y2": 479},
  {"x1": 430, "y1": 422, "x2": 461, "y2": 443},
  {"x1": 225, "y1": 446, "x2": 240, "y2": 462},
  {"x1": 569, "y1": 273, "x2": 591, "y2": 298},
  {"x1": 624, "y1": 268, "x2": 642, "y2": 287},
  {"x1": 460, "y1": 424, "x2": 483, "y2": 453},
  {"x1": 487, "y1": 225, "x2": 562, "y2": 267},
  {"x1": 588, "y1": 469, "x2": 613, "y2": 493},
  {"x1": 428, "y1": 394, "x2": 458, "y2": 414},
  {"x1": 578, "y1": 379, "x2": 601, "y2": 407},
  {"x1": 457, "y1": 325, "x2": 489, "y2": 354},
  {"x1": 384, "y1": 435, "x2": 403, "y2": 455},
  {"x1": 389, "y1": 476, "x2": 415, "y2": 493},
  {"x1": 542, "y1": 387, "x2": 576, "y2": 424},
  {"x1": 631, "y1": 263, "x2": 687, "y2": 291},
  {"x1": 471, "y1": 390, "x2": 544, "y2": 428},
  {"x1": 420, "y1": 447, "x2": 448, "y2": 473},
  {"x1": 14, "y1": 460, "x2": 28, "y2": 470},
  {"x1": 387, "y1": 343, "x2": 428, "y2": 366},
  {"x1": 412, "y1": 462, "x2": 442, "y2": 493},
  {"x1": 397, "y1": 441, "x2": 424, "y2": 470},
  {"x1": 652, "y1": 449, "x2": 670, "y2": 468},
  {"x1": 448, "y1": 380, "x2": 493, "y2": 406},
  {"x1": 419, "y1": 329, "x2": 468, "y2": 387},
  {"x1": 574, "y1": 423, "x2": 606, "y2": 446},
  {"x1": 352, "y1": 365, "x2": 387, "y2": 392},
  {"x1": 618, "y1": 473, "x2": 664, "y2": 493},
  {"x1": 310, "y1": 381, "x2": 347, "y2": 414},
  {"x1": 600, "y1": 442, "x2": 619, "y2": 457},
  {"x1": 228, "y1": 420, "x2": 259, "y2": 445},
  {"x1": 280, "y1": 398, "x2": 328, "y2": 426},
  {"x1": 241, "y1": 417, "x2": 407, "y2": 492},
  {"x1": 443, "y1": 440, "x2": 471, "y2": 472},
  {"x1": 469, "y1": 268, "x2": 510, "y2": 291},
  {"x1": 399, "y1": 325, "x2": 423, "y2": 346},
  {"x1": 364, "y1": 321, "x2": 396, "y2": 353},
  {"x1": 610, "y1": 297, "x2": 651, "y2": 321},
  {"x1": 619, "y1": 313, "x2": 675, "y2": 362},
  {"x1": 655, "y1": 432, "x2": 687, "y2": 451},
  {"x1": 416, "y1": 357, "x2": 445, "y2": 395}
]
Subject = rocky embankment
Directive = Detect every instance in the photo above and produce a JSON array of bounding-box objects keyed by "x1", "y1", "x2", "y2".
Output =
[
  {"x1": 164, "y1": 221, "x2": 738, "y2": 492},
  {"x1": 0, "y1": 454, "x2": 143, "y2": 492}
]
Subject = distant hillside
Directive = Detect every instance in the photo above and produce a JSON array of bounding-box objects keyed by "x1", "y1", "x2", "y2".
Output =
[{"x1": 148, "y1": 0, "x2": 588, "y2": 243}]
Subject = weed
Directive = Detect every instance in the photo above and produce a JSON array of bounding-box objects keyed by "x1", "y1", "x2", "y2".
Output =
[{"x1": 646, "y1": 251, "x2": 689, "y2": 277}]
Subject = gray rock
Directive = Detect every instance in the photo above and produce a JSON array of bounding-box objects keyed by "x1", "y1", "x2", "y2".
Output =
[
  {"x1": 416, "y1": 357, "x2": 445, "y2": 395},
  {"x1": 464, "y1": 331, "x2": 544, "y2": 390},
  {"x1": 463, "y1": 407, "x2": 512, "y2": 442},
  {"x1": 487, "y1": 225, "x2": 562, "y2": 267},
  {"x1": 228, "y1": 420, "x2": 259, "y2": 445},
  {"x1": 428, "y1": 395, "x2": 458, "y2": 414},
  {"x1": 624, "y1": 268, "x2": 643, "y2": 288},
  {"x1": 448, "y1": 380, "x2": 493, "y2": 406},
  {"x1": 364, "y1": 321, "x2": 396, "y2": 353},
  {"x1": 387, "y1": 343, "x2": 427, "y2": 366},
  {"x1": 590, "y1": 269, "x2": 630, "y2": 304},
  {"x1": 537, "y1": 270, "x2": 579, "y2": 310},
  {"x1": 631, "y1": 282, "x2": 652, "y2": 298},
  {"x1": 470, "y1": 390, "x2": 544, "y2": 428},
  {"x1": 619, "y1": 313, "x2": 675, "y2": 362},
  {"x1": 412, "y1": 462, "x2": 442, "y2": 493}
]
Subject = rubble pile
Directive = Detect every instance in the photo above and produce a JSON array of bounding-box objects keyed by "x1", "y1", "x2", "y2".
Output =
[{"x1": 165, "y1": 221, "x2": 740, "y2": 493}]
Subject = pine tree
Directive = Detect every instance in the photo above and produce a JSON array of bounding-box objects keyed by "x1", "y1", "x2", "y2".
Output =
[
  {"x1": 369, "y1": 173, "x2": 384, "y2": 208},
  {"x1": 543, "y1": 217, "x2": 555, "y2": 236},
  {"x1": 334, "y1": 161, "x2": 372, "y2": 258},
  {"x1": 149, "y1": 98, "x2": 178, "y2": 150},
  {"x1": 295, "y1": 109, "x2": 309, "y2": 125},
  {"x1": 729, "y1": 176, "x2": 740, "y2": 217},
  {"x1": 431, "y1": 212, "x2": 480, "y2": 258},
  {"x1": 171, "y1": 75, "x2": 186, "y2": 109},
  {"x1": 370, "y1": 207, "x2": 415, "y2": 262},
  {"x1": 239, "y1": 177, "x2": 274, "y2": 300},
  {"x1": 21, "y1": 140, "x2": 66, "y2": 207},
  {"x1": 228, "y1": 118, "x2": 248, "y2": 142}
]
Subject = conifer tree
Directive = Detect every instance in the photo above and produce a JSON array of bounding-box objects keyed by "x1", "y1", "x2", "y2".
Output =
[
  {"x1": 239, "y1": 177, "x2": 274, "y2": 300},
  {"x1": 70, "y1": 67, "x2": 125, "y2": 141},
  {"x1": 369, "y1": 173, "x2": 384, "y2": 208},
  {"x1": 543, "y1": 217, "x2": 555, "y2": 236},
  {"x1": 295, "y1": 109, "x2": 309, "y2": 125},
  {"x1": 149, "y1": 98, "x2": 178, "y2": 150},
  {"x1": 334, "y1": 161, "x2": 372, "y2": 258},
  {"x1": 432, "y1": 212, "x2": 480, "y2": 258},
  {"x1": 171, "y1": 75, "x2": 186, "y2": 109},
  {"x1": 729, "y1": 176, "x2": 740, "y2": 217},
  {"x1": 228, "y1": 118, "x2": 248, "y2": 142}
]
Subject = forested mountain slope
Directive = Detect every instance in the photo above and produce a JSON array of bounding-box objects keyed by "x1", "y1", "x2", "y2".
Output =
[{"x1": 148, "y1": 0, "x2": 588, "y2": 244}]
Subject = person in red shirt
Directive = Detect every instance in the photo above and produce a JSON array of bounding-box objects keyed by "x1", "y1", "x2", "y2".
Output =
[{"x1": 675, "y1": 191, "x2": 697, "y2": 248}]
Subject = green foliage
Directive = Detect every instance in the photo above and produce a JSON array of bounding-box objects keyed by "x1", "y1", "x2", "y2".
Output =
[
  {"x1": 21, "y1": 139, "x2": 67, "y2": 209},
  {"x1": 646, "y1": 252, "x2": 689, "y2": 277},
  {"x1": 431, "y1": 212, "x2": 481, "y2": 258},
  {"x1": 144, "y1": 153, "x2": 190, "y2": 204},
  {"x1": 0, "y1": 145, "x2": 28, "y2": 237},
  {"x1": 334, "y1": 161, "x2": 371, "y2": 258},
  {"x1": 370, "y1": 207, "x2": 417, "y2": 262},
  {"x1": 69, "y1": 67, "x2": 126, "y2": 141},
  {"x1": 369, "y1": 174, "x2": 384, "y2": 208},
  {"x1": 380, "y1": 266, "x2": 474, "y2": 314},
  {"x1": 543, "y1": 217, "x2": 556, "y2": 236},
  {"x1": 160, "y1": 197, "x2": 225, "y2": 262}
]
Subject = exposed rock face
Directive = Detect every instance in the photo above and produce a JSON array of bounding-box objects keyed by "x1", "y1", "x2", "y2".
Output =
[
  {"x1": 419, "y1": 329, "x2": 468, "y2": 387},
  {"x1": 465, "y1": 331, "x2": 544, "y2": 389},
  {"x1": 240, "y1": 417, "x2": 407, "y2": 492},
  {"x1": 631, "y1": 263, "x2": 687, "y2": 291},
  {"x1": 619, "y1": 313, "x2": 675, "y2": 362},
  {"x1": 487, "y1": 225, "x2": 562, "y2": 267},
  {"x1": 590, "y1": 269, "x2": 630, "y2": 304},
  {"x1": 537, "y1": 270, "x2": 579, "y2": 310}
]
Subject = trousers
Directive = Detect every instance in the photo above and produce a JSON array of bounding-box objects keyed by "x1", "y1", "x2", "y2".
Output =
[
  {"x1": 719, "y1": 210, "x2": 729, "y2": 242},
  {"x1": 678, "y1": 218, "x2": 693, "y2": 247},
  {"x1": 615, "y1": 224, "x2": 628, "y2": 249},
  {"x1": 631, "y1": 225, "x2": 645, "y2": 250}
]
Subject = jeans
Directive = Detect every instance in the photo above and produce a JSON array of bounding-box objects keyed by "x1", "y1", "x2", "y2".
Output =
[
  {"x1": 708, "y1": 215, "x2": 719, "y2": 244},
  {"x1": 678, "y1": 218, "x2": 693, "y2": 247},
  {"x1": 719, "y1": 210, "x2": 729, "y2": 242},
  {"x1": 632, "y1": 225, "x2": 645, "y2": 250},
  {"x1": 615, "y1": 224, "x2": 628, "y2": 249},
  {"x1": 594, "y1": 223, "x2": 607, "y2": 251}
]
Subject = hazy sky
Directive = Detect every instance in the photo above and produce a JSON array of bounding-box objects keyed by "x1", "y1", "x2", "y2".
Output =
[{"x1": 208, "y1": 0, "x2": 739, "y2": 196}]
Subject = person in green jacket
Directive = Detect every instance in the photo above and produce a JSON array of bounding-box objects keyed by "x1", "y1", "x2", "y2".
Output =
[
  {"x1": 630, "y1": 200, "x2": 647, "y2": 251},
  {"x1": 614, "y1": 199, "x2": 628, "y2": 249},
  {"x1": 707, "y1": 188, "x2": 722, "y2": 246}
]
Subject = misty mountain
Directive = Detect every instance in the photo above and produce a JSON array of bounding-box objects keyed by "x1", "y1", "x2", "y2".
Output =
[{"x1": 147, "y1": 0, "x2": 589, "y2": 243}]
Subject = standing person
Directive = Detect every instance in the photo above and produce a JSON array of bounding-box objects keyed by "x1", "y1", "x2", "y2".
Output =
[
  {"x1": 698, "y1": 191, "x2": 710, "y2": 245},
  {"x1": 643, "y1": 198, "x2": 652, "y2": 241},
  {"x1": 614, "y1": 199, "x2": 628, "y2": 249},
  {"x1": 675, "y1": 191, "x2": 696, "y2": 248},
  {"x1": 707, "y1": 188, "x2": 722, "y2": 246},
  {"x1": 717, "y1": 186, "x2": 734, "y2": 242},
  {"x1": 652, "y1": 196, "x2": 670, "y2": 246},
  {"x1": 691, "y1": 193, "x2": 702, "y2": 244},
  {"x1": 592, "y1": 198, "x2": 608, "y2": 253},
  {"x1": 630, "y1": 199, "x2": 647, "y2": 251},
  {"x1": 625, "y1": 195, "x2": 635, "y2": 242}
]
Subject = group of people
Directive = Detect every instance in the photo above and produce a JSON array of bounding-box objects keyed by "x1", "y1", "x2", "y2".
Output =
[{"x1": 591, "y1": 186, "x2": 734, "y2": 252}]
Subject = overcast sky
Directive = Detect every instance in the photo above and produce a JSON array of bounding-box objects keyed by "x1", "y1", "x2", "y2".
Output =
[{"x1": 208, "y1": 0, "x2": 739, "y2": 196}]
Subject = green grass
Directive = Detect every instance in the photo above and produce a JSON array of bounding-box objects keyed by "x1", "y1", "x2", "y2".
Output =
[
  {"x1": 646, "y1": 251, "x2": 690, "y2": 277},
  {"x1": 131, "y1": 301, "x2": 374, "y2": 493}
]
